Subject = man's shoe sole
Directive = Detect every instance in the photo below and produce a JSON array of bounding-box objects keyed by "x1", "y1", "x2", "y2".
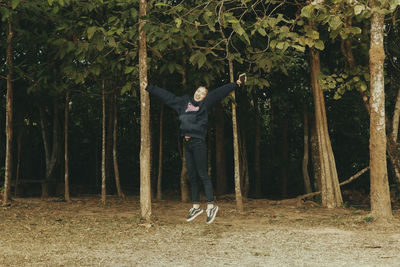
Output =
[
  {"x1": 206, "y1": 206, "x2": 219, "y2": 224},
  {"x1": 186, "y1": 209, "x2": 204, "y2": 222}
]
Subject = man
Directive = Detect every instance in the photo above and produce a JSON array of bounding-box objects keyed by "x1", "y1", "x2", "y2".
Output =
[{"x1": 146, "y1": 74, "x2": 246, "y2": 224}]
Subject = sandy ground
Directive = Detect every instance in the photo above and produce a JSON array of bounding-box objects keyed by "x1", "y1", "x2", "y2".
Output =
[{"x1": 1, "y1": 197, "x2": 400, "y2": 267}]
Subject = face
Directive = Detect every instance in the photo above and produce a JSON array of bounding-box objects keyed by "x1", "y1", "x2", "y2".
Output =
[{"x1": 194, "y1": 86, "x2": 208, "y2": 102}]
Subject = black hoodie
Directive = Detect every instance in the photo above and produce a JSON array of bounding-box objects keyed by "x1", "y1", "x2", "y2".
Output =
[{"x1": 146, "y1": 83, "x2": 238, "y2": 140}]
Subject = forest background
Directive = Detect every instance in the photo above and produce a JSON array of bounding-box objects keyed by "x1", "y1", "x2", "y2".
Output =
[{"x1": 1, "y1": 0, "x2": 400, "y2": 222}]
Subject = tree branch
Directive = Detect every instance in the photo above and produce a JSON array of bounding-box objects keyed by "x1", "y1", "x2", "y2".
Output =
[{"x1": 297, "y1": 166, "x2": 370, "y2": 200}]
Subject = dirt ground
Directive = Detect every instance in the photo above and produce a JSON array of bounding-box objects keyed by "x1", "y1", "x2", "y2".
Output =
[{"x1": 1, "y1": 197, "x2": 400, "y2": 267}]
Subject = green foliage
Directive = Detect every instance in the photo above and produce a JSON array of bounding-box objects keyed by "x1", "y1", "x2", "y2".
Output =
[{"x1": 319, "y1": 66, "x2": 369, "y2": 100}]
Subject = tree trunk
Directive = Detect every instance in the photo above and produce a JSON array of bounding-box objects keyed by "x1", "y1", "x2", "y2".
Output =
[
  {"x1": 215, "y1": 103, "x2": 227, "y2": 195},
  {"x1": 392, "y1": 87, "x2": 400, "y2": 142},
  {"x1": 113, "y1": 92, "x2": 125, "y2": 199},
  {"x1": 219, "y1": 12, "x2": 243, "y2": 210},
  {"x1": 388, "y1": 87, "x2": 400, "y2": 189},
  {"x1": 281, "y1": 118, "x2": 288, "y2": 198},
  {"x1": 310, "y1": 117, "x2": 321, "y2": 191},
  {"x1": 229, "y1": 60, "x2": 243, "y2": 211},
  {"x1": 14, "y1": 131, "x2": 22, "y2": 197},
  {"x1": 179, "y1": 138, "x2": 190, "y2": 202},
  {"x1": 253, "y1": 99, "x2": 262, "y2": 197},
  {"x1": 242, "y1": 130, "x2": 250, "y2": 198},
  {"x1": 139, "y1": 0, "x2": 152, "y2": 221},
  {"x1": 310, "y1": 48, "x2": 342, "y2": 208},
  {"x1": 368, "y1": 2, "x2": 392, "y2": 220},
  {"x1": 101, "y1": 80, "x2": 106, "y2": 204},
  {"x1": 107, "y1": 92, "x2": 114, "y2": 186},
  {"x1": 3, "y1": 17, "x2": 13, "y2": 205},
  {"x1": 64, "y1": 90, "x2": 71, "y2": 202},
  {"x1": 302, "y1": 107, "x2": 312, "y2": 194},
  {"x1": 180, "y1": 55, "x2": 190, "y2": 202},
  {"x1": 341, "y1": 18, "x2": 370, "y2": 113},
  {"x1": 157, "y1": 104, "x2": 164, "y2": 201},
  {"x1": 39, "y1": 98, "x2": 59, "y2": 198}
]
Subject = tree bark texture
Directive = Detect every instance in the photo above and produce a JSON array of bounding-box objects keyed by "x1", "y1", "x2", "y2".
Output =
[
  {"x1": 239, "y1": 126, "x2": 249, "y2": 198},
  {"x1": 392, "y1": 87, "x2": 400, "y2": 142},
  {"x1": 14, "y1": 131, "x2": 21, "y2": 197},
  {"x1": 64, "y1": 90, "x2": 71, "y2": 202},
  {"x1": 341, "y1": 18, "x2": 370, "y2": 113},
  {"x1": 39, "y1": 98, "x2": 59, "y2": 198},
  {"x1": 281, "y1": 118, "x2": 288, "y2": 198},
  {"x1": 215, "y1": 103, "x2": 228, "y2": 195},
  {"x1": 219, "y1": 8, "x2": 243, "y2": 210},
  {"x1": 113, "y1": 92, "x2": 124, "y2": 199},
  {"x1": 253, "y1": 99, "x2": 262, "y2": 197},
  {"x1": 157, "y1": 104, "x2": 164, "y2": 201},
  {"x1": 310, "y1": 48, "x2": 343, "y2": 208},
  {"x1": 368, "y1": 3, "x2": 392, "y2": 219},
  {"x1": 302, "y1": 107, "x2": 312, "y2": 194},
  {"x1": 229, "y1": 58, "x2": 243, "y2": 211},
  {"x1": 310, "y1": 118, "x2": 321, "y2": 191},
  {"x1": 106, "y1": 93, "x2": 114, "y2": 184},
  {"x1": 3, "y1": 17, "x2": 13, "y2": 205},
  {"x1": 180, "y1": 55, "x2": 190, "y2": 202},
  {"x1": 101, "y1": 80, "x2": 106, "y2": 204},
  {"x1": 139, "y1": 0, "x2": 152, "y2": 221},
  {"x1": 179, "y1": 139, "x2": 190, "y2": 202},
  {"x1": 388, "y1": 87, "x2": 400, "y2": 189}
]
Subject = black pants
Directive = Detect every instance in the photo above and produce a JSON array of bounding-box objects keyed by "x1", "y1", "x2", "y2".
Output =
[{"x1": 184, "y1": 137, "x2": 214, "y2": 204}]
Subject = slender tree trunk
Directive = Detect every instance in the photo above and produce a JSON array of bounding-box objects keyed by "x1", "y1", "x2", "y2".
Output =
[
  {"x1": 139, "y1": 0, "x2": 152, "y2": 221},
  {"x1": 368, "y1": 2, "x2": 392, "y2": 220},
  {"x1": 179, "y1": 138, "x2": 190, "y2": 202},
  {"x1": 303, "y1": 107, "x2": 312, "y2": 194},
  {"x1": 241, "y1": 129, "x2": 249, "y2": 198},
  {"x1": 310, "y1": 117, "x2": 321, "y2": 191},
  {"x1": 392, "y1": 87, "x2": 400, "y2": 142},
  {"x1": 218, "y1": 9, "x2": 243, "y2": 210},
  {"x1": 157, "y1": 104, "x2": 164, "y2": 201},
  {"x1": 64, "y1": 90, "x2": 71, "y2": 202},
  {"x1": 101, "y1": 80, "x2": 106, "y2": 204},
  {"x1": 95, "y1": 136, "x2": 99, "y2": 191},
  {"x1": 281, "y1": 118, "x2": 288, "y2": 198},
  {"x1": 253, "y1": 99, "x2": 262, "y2": 197},
  {"x1": 388, "y1": 87, "x2": 400, "y2": 189},
  {"x1": 310, "y1": 48, "x2": 342, "y2": 208},
  {"x1": 14, "y1": 131, "x2": 21, "y2": 197},
  {"x1": 106, "y1": 94, "x2": 113, "y2": 185},
  {"x1": 113, "y1": 92, "x2": 124, "y2": 199},
  {"x1": 229, "y1": 63, "x2": 243, "y2": 210},
  {"x1": 180, "y1": 55, "x2": 190, "y2": 202},
  {"x1": 40, "y1": 98, "x2": 59, "y2": 198},
  {"x1": 215, "y1": 103, "x2": 227, "y2": 195},
  {"x1": 3, "y1": 18, "x2": 13, "y2": 205},
  {"x1": 341, "y1": 18, "x2": 370, "y2": 113}
]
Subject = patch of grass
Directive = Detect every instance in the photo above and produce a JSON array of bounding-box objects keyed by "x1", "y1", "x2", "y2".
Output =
[{"x1": 363, "y1": 216, "x2": 374, "y2": 223}]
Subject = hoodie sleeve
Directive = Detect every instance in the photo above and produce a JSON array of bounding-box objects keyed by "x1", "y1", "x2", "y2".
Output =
[
  {"x1": 203, "y1": 82, "x2": 238, "y2": 109},
  {"x1": 146, "y1": 85, "x2": 184, "y2": 112}
]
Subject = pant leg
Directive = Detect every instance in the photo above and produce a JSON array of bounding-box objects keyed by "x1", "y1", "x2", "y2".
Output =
[
  {"x1": 184, "y1": 140, "x2": 200, "y2": 204},
  {"x1": 191, "y1": 138, "x2": 214, "y2": 203}
]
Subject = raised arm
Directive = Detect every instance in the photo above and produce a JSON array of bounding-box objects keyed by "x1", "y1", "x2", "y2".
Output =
[
  {"x1": 204, "y1": 82, "x2": 239, "y2": 108},
  {"x1": 146, "y1": 85, "x2": 184, "y2": 111}
]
